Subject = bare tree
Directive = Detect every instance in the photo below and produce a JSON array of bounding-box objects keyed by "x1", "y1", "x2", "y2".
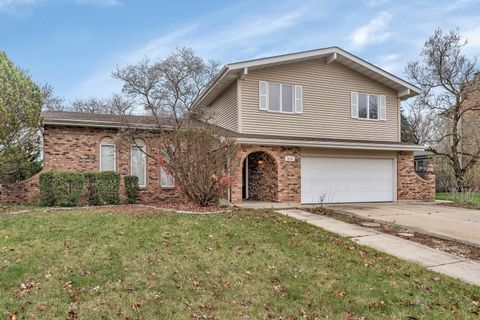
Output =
[
  {"x1": 406, "y1": 28, "x2": 479, "y2": 189},
  {"x1": 402, "y1": 101, "x2": 437, "y2": 145},
  {"x1": 70, "y1": 95, "x2": 129, "y2": 115},
  {"x1": 40, "y1": 83, "x2": 130, "y2": 115},
  {"x1": 113, "y1": 47, "x2": 220, "y2": 129},
  {"x1": 40, "y1": 83, "x2": 65, "y2": 111},
  {"x1": 114, "y1": 47, "x2": 238, "y2": 206}
]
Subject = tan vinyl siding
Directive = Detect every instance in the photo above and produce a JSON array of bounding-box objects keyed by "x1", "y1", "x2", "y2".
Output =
[
  {"x1": 208, "y1": 81, "x2": 238, "y2": 132},
  {"x1": 240, "y1": 60, "x2": 400, "y2": 142}
]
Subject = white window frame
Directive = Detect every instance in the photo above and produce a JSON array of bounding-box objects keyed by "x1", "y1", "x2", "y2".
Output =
[
  {"x1": 160, "y1": 167, "x2": 174, "y2": 188},
  {"x1": 259, "y1": 81, "x2": 302, "y2": 114},
  {"x1": 99, "y1": 142, "x2": 116, "y2": 172},
  {"x1": 353, "y1": 92, "x2": 383, "y2": 121},
  {"x1": 131, "y1": 143, "x2": 147, "y2": 188}
]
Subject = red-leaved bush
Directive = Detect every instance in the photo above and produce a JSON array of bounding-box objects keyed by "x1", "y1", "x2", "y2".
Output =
[{"x1": 156, "y1": 126, "x2": 238, "y2": 206}]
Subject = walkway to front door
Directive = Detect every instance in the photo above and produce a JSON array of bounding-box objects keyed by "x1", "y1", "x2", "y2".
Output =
[{"x1": 278, "y1": 208, "x2": 480, "y2": 286}]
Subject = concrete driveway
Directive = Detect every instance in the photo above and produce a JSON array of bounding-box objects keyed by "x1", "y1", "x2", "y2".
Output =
[{"x1": 329, "y1": 202, "x2": 480, "y2": 248}]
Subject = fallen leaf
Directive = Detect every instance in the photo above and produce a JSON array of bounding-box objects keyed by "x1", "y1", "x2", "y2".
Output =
[
  {"x1": 335, "y1": 290, "x2": 345, "y2": 297},
  {"x1": 132, "y1": 303, "x2": 141, "y2": 311}
]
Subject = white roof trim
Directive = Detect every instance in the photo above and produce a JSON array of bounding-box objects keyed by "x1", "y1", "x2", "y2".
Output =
[
  {"x1": 194, "y1": 46, "x2": 420, "y2": 108},
  {"x1": 235, "y1": 137, "x2": 425, "y2": 151},
  {"x1": 226, "y1": 47, "x2": 420, "y2": 95}
]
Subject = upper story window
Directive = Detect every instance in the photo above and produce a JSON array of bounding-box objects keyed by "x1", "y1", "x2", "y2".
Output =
[
  {"x1": 259, "y1": 81, "x2": 302, "y2": 114},
  {"x1": 351, "y1": 92, "x2": 386, "y2": 121},
  {"x1": 99, "y1": 137, "x2": 115, "y2": 172},
  {"x1": 131, "y1": 140, "x2": 147, "y2": 187}
]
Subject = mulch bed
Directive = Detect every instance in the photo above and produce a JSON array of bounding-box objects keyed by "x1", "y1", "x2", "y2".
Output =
[
  {"x1": 306, "y1": 206, "x2": 480, "y2": 262},
  {"x1": 0, "y1": 207, "x2": 32, "y2": 215},
  {"x1": 1, "y1": 203, "x2": 234, "y2": 215},
  {"x1": 81, "y1": 203, "x2": 234, "y2": 214}
]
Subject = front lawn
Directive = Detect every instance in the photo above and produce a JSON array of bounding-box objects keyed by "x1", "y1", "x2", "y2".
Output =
[
  {"x1": 1, "y1": 208, "x2": 479, "y2": 319},
  {"x1": 436, "y1": 192, "x2": 480, "y2": 209},
  {"x1": 436, "y1": 192, "x2": 480, "y2": 202}
]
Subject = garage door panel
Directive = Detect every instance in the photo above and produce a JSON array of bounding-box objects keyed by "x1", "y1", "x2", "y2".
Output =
[{"x1": 301, "y1": 157, "x2": 394, "y2": 204}]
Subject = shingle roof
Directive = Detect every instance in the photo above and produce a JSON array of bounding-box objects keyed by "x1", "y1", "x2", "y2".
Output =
[{"x1": 42, "y1": 111, "x2": 169, "y2": 128}]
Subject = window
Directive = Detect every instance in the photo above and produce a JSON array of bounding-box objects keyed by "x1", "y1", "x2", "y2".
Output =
[
  {"x1": 131, "y1": 141, "x2": 146, "y2": 187},
  {"x1": 369, "y1": 94, "x2": 378, "y2": 119},
  {"x1": 415, "y1": 159, "x2": 427, "y2": 172},
  {"x1": 159, "y1": 149, "x2": 174, "y2": 188},
  {"x1": 268, "y1": 83, "x2": 281, "y2": 111},
  {"x1": 259, "y1": 81, "x2": 302, "y2": 113},
  {"x1": 99, "y1": 137, "x2": 115, "y2": 172},
  {"x1": 160, "y1": 167, "x2": 174, "y2": 188},
  {"x1": 351, "y1": 92, "x2": 386, "y2": 120}
]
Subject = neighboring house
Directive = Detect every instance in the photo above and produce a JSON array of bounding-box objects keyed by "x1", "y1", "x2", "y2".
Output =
[{"x1": 0, "y1": 47, "x2": 435, "y2": 205}]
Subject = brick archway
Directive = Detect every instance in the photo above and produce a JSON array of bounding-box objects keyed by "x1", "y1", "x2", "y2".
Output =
[
  {"x1": 230, "y1": 145, "x2": 301, "y2": 204},
  {"x1": 242, "y1": 151, "x2": 278, "y2": 202}
]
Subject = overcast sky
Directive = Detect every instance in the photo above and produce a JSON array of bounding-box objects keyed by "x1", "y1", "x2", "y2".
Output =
[{"x1": 1, "y1": 0, "x2": 479, "y2": 103}]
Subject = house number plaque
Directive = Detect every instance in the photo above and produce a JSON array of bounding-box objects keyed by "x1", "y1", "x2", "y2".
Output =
[{"x1": 285, "y1": 156, "x2": 296, "y2": 162}]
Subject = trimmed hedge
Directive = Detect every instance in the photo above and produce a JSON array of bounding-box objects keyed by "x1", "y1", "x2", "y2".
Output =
[
  {"x1": 39, "y1": 172, "x2": 85, "y2": 207},
  {"x1": 85, "y1": 172, "x2": 120, "y2": 206},
  {"x1": 39, "y1": 172, "x2": 55, "y2": 206},
  {"x1": 124, "y1": 175, "x2": 139, "y2": 204}
]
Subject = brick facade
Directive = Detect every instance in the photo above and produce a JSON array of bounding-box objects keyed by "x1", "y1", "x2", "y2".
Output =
[
  {"x1": 397, "y1": 151, "x2": 435, "y2": 201},
  {"x1": 0, "y1": 124, "x2": 435, "y2": 205},
  {"x1": 0, "y1": 125, "x2": 180, "y2": 205},
  {"x1": 231, "y1": 145, "x2": 301, "y2": 204},
  {"x1": 0, "y1": 174, "x2": 40, "y2": 205}
]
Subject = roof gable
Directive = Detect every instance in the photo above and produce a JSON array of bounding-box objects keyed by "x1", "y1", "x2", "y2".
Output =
[{"x1": 194, "y1": 46, "x2": 420, "y2": 108}]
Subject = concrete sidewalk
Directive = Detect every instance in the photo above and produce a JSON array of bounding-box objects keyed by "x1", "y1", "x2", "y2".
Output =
[{"x1": 277, "y1": 209, "x2": 480, "y2": 286}]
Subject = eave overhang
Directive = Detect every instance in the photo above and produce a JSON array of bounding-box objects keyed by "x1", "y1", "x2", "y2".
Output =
[{"x1": 235, "y1": 137, "x2": 425, "y2": 152}]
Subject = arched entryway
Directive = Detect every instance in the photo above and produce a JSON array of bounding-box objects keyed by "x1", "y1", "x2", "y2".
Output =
[{"x1": 242, "y1": 151, "x2": 278, "y2": 202}]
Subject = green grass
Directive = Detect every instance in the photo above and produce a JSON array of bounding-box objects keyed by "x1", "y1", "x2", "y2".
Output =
[
  {"x1": 436, "y1": 192, "x2": 480, "y2": 209},
  {"x1": 0, "y1": 208, "x2": 479, "y2": 319},
  {"x1": 436, "y1": 192, "x2": 480, "y2": 202}
]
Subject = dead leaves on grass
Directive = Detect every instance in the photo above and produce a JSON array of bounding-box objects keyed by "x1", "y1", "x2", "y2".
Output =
[
  {"x1": 64, "y1": 281, "x2": 80, "y2": 319},
  {"x1": 12, "y1": 279, "x2": 41, "y2": 297}
]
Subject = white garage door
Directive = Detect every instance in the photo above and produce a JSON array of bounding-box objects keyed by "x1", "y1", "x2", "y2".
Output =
[{"x1": 301, "y1": 157, "x2": 395, "y2": 204}]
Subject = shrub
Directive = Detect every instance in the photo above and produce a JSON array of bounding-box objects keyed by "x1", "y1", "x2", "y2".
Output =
[
  {"x1": 157, "y1": 127, "x2": 239, "y2": 206},
  {"x1": 85, "y1": 173, "x2": 100, "y2": 206},
  {"x1": 124, "y1": 175, "x2": 139, "y2": 204},
  {"x1": 39, "y1": 172, "x2": 55, "y2": 206},
  {"x1": 85, "y1": 172, "x2": 120, "y2": 205},
  {"x1": 40, "y1": 172, "x2": 85, "y2": 207}
]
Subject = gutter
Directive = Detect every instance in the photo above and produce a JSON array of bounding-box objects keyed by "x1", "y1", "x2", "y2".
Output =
[
  {"x1": 235, "y1": 137, "x2": 425, "y2": 151},
  {"x1": 43, "y1": 118, "x2": 164, "y2": 130}
]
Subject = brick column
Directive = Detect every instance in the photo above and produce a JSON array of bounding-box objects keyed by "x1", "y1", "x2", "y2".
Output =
[{"x1": 397, "y1": 151, "x2": 435, "y2": 201}]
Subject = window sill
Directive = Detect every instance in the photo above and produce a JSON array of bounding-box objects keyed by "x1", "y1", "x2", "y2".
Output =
[
  {"x1": 354, "y1": 117, "x2": 383, "y2": 122},
  {"x1": 161, "y1": 186, "x2": 175, "y2": 190},
  {"x1": 262, "y1": 109, "x2": 302, "y2": 115}
]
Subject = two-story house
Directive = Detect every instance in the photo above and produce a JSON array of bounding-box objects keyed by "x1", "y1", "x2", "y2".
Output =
[
  {"x1": 198, "y1": 46, "x2": 435, "y2": 204},
  {"x1": 0, "y1": 47, "x2": 435, "y2": 205}
]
